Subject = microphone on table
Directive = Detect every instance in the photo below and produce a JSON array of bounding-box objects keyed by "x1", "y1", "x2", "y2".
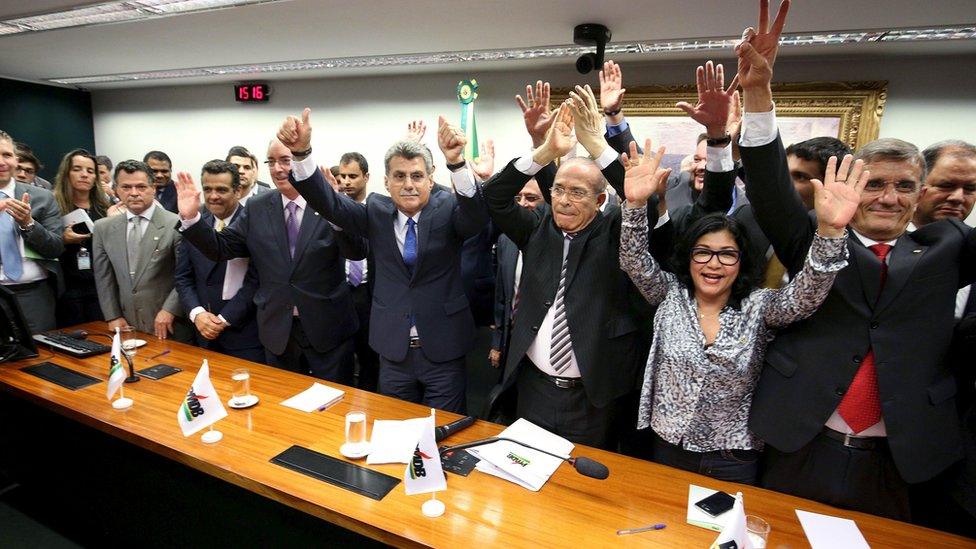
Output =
[
  {"x1": 434, "y1": 415, "x2": 476, "y2": 442},
  {"x1": 438, "y1": 436, "x2": 610, "y2": 480}
]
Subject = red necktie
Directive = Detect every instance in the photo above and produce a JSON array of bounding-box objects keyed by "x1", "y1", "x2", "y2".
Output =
[{"x1": 837, "y1": 243, "x2": 891, "y2": 434}]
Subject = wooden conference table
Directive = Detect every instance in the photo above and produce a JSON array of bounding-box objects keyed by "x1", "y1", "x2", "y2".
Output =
[{"x1": 0, "y1": 322, "x2": 972, "y2": 548}]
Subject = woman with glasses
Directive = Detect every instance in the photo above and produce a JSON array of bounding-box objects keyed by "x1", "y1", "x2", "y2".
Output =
[
  {"x1": 53, "y1": 148, "x2": 111, "y2": 326},
  {"x1": 618, "y1": 141, "x2": 866, "y2": 484}
]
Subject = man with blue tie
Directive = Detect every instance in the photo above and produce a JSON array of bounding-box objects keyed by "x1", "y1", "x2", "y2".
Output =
[
  {"x1": 278, "y1": 109, "x2": 489, "y2": 413},
  {"x1": 0, "y1": 131, "x2": 64, "y2": 333},
  {"x1": 174, "y1": 160, "x2": 263, "y2": 363},
  {"x1": 175, "y1": 138, "x2": 367, "y2": 382}
]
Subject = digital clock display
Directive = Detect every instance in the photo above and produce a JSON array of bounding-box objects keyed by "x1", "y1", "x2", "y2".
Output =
[{"x1": 234, "y1": 83, "x2": 270, "y2": 103}]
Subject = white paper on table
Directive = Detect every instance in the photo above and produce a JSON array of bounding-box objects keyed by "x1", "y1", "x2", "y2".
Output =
[
  {"x1": 686, "y1": 484, "x2": 734, "y2": 532},
  {"x1": 221, "y1": 257, "x2": 249, "y2": 299},
  {"x1": 466, "y1": 418, "x2": 573, "y2": 492},
  {"x1": 366, "y1": 418, "x2": 427, "y2": 464},
  {"x1": 796, "y1": 509, "x2": 870, "y2": 549},
  {"x1": 279, "y1": 382, "x2": 344, "y2": 412},
  {"x1": 62, "y1": 208, "x2": 95, "y2": 232}
]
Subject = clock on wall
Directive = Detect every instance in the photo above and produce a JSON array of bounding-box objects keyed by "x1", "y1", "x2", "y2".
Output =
[{"x1": 234, "y1": 83, "x2": 270, "y2": 103}]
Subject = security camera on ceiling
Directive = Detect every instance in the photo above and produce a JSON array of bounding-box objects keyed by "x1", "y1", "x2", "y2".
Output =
[{"x1": 574, "y1": 23, "x2": 612, "y2": 74}]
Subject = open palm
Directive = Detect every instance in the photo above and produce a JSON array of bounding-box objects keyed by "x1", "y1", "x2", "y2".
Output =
[
  {"x1": 676, "y1": 61, "x2": 738, "y2": 131},
  {"x1": 623, "y1": 139, "x2": 670, "y2": 205},
  {"x1": 813, "y1": 155, "x2": 868, "y2": 230}
]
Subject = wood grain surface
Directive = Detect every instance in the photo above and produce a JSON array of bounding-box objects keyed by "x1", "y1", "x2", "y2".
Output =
[{"x1": 1, "y1": 322, "x2": 972, "y2": 548}]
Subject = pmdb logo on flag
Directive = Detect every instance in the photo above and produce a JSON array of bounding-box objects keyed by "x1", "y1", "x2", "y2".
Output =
[
  {"x1": 180, "y1": 388, "x2": 209, "y2": 422},
  {"x1": 177, "y1": 360, "x2": 227, "y2": 437}
]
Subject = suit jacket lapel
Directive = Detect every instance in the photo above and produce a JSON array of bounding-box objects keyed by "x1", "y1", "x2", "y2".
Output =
[
  {"x1": 546, "y1": 219, "x2": 564, "y2": 297},
  {"x1": 848, "y1": 237, "x2": 884, "y2": 308},
  {"x1": 563, "y1": 216, "x2": 599, "y2": 290},
  {"x1": 291, "y1": 203, "x2": 321, "y2": 267},
  {"x1": 199, "y1": 211, "x2": 219, "y2": 279},
  {"x1": 874, "y1": 236, "x2": 926, "y2": 315},
  {"x1": 267, "y1": 195, "x2": 291, "y2": 266},
  {"x1": 133, "y1": 208, "x2": 164, "y2": 286}
]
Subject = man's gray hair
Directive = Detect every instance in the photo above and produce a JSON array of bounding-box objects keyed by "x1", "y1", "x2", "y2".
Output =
[
  {"x1": 922, "y1": 140, "x2": 976, "y2": 175},
  {"x1": 0, "y1": 129, "x2": 12, "y2": 145},
  {"x1": 384, "y1": 140, "x2": 433, "y2": 174},
  {"x1": 854, "y1": 138, "x2": 926, "y2": 181}
]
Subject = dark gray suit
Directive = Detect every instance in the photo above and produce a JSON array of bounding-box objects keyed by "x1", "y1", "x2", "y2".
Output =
[{"x1": 180, "y1": 189, "x2": 366, "y2": 381}]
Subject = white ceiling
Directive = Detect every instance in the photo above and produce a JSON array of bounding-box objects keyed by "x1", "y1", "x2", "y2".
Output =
[{"x1": 1, "y1": 0, "x2": 975, "y2": 89}]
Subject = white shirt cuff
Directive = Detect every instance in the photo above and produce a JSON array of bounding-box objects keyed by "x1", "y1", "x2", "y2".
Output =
[
  {"x1": 594, "y1": 146, "x2": 618, "y2": 170},
  {"x1": 654, "y1": 210, "x2": 669, "y2": 230},
  {"x1": 450, "y1": 166, "x2": 477, "y2": 198},
  {"x1": 217, "y1": 314, "x2": 229, "y2": 326},
  {"x1": 706, "y1": 144, "x2": 735, "y2": 173},
  {"x1": 739, "y1": 105, "x2": 778, "y2": 147},
  {"x1": 189, "y1": 306, "x2": 205, "y2": 323},
  {"x1": 514, "y1": 156, "x2": 545, "y2": 176},
  {"x1": 180, "y1": 211, "x2": 201, "y2": 229},
  {"x1": 291, "y1": 154, "x2": 318, "y2": 181}
]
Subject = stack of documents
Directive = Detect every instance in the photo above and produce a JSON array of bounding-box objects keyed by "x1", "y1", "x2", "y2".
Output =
[
  {"x1": 467, "y1": 418, "x2": 573, "y2": 491},
  {"x1": 280, "y1": 382, "x2": 344, "y2": 412},
  {"x1": 796, "y1": 510, "x2": 869, "y2": 548}
]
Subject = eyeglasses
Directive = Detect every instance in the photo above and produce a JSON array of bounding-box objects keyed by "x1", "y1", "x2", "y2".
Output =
[
  {"x1": 264, "y1": 158, "x2": 293, "y2": 168},
  {"x1": 551, "y1": 185, "x2": 594, "y2": 202},
  {"x1": 16, "y1": 166, "x2": 35, "y2": 175},
  {"x1": 515, "y1": 193, "x2": 541, "y2": 204},
  {"x1": 691, "y1": 247, "x2": 741, "y2": 266}
]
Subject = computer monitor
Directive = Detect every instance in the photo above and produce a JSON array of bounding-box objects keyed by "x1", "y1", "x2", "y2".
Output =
[{"x1": 0, "y1": 285, "x2": 38, "y2": 362}]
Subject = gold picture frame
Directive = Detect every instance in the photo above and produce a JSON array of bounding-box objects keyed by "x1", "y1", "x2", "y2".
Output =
[{"x1": 551, "y1": 81, "x2": 887, "y2": 161}]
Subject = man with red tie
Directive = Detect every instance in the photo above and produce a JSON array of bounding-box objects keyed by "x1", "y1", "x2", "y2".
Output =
[{"x1": 733, "y1": 0, "x2": 976, "y2": 521}]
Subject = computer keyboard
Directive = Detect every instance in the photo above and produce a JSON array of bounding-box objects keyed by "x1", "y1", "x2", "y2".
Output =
[{"x1": 32, "y1": 332, "x2": 112, "y2": 358}]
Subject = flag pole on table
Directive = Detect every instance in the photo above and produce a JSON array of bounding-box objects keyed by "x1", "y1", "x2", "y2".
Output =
[
  {"x1": 177, "y1": 359, "x2": 228, "y2": 443},
  {"x1": 404, "y1": 408, "x2": 447, "y2": 517},
  {"x1": 106, "y1": 327, "x2": 132, "y2": 410}
]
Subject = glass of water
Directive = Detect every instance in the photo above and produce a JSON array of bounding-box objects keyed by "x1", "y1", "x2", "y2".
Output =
[
  {"x1": 231, "y1": 368, "x2": 251, "y2": 403},
  {"x1": 345, "y1": 410, "x2": 368, "y2": 450},
  {"x1": 119, "y1": 326, "x2": 138, "y2": 361}
]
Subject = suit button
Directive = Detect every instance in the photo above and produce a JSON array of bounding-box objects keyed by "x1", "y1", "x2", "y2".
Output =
[
  {"x1": 544, "y1": 301, "x2": 552, "y2": 307},
  {"x1": 870, "y1": 321, "x2": 879, "y2": 329},
  {"x1": 835, "y1": 387, "x2": 845, "y2": 396},
  {"x1": 131, "y1": 289, "x2": 137, "y2": 294},
  {"x1": 852, "y1": 355, "x2": 862, "y2": 364},
  {"x1": 531, "y1": 326, "x2": 539, "y2": 332}
]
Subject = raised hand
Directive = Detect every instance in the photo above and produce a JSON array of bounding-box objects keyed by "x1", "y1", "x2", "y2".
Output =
[
  {"x1": 175, "y1": 172, "x2": 202, "y2": 220},
  {"x1": 532, "y1": 102, "x2": 576, "y2": 166},
  {"x1": 515, "y1": 81, "x2": 554, "y2": 147},
  {"x1": 813, "y1": 154, "x2": 868, "y2": 236},
  {"x1": 405, "y1": 120, "x2": 427, "y2": 143},
  {"x1": 676, "y1": 61, "x2": 739, "y2": 138},
  {"x1": 599, "y1": 60, "x2": 626, "y2": 116},
  {"x1": 568, "y1": 84, "x2": 607, "y2": 157},
  {"x1": 727, "y1": 90, "x2": 743, "y2": 142},
  {"x1": 319, "y1": 165, "x2": 340, "y2": 192},
  {"x1": 276, "y1": 107, "x2": 312, "y2": 154},
  {"x1": 736, "y1": 0, "x2": 790, "y2": 102},
  {"x1": 437, "y1": 116, "x2": 467, "y2": 165},
  {"x1": 471, "y1": 140, "x2": 495, "y2": 180},
  {"x1": 622, "y1": 139, "x2": 671, "y2": 207}
]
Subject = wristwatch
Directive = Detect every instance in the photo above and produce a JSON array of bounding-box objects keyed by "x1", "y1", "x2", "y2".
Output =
[
  {"x1": 705, "y1": 134, "x2": 732, "y2": 147},
  {"x1": 18, "y1": 221, "x2": 34, "y2": 233},
  {"x1": 446, "y1": 160, "x2": 467, "y2": 171},
  {"x1": 290, "y1": 147, "x2": 312, "y2": 158}
]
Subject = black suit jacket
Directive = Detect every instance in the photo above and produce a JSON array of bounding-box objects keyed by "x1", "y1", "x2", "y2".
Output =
[
  {"x1": 290, "y1": 167, "x2": 489, "y2": 363},
  {"x1": 174, "y1": 208, "x2": 260, "y2": 351},
  {"x1": 156, "y1": 183, "x2": 178, "y2": 214},
  {"x1": 179, "y1": 190, "x2": 366, "y2": 356},
  {"x1": 483, "y1": 158, "x2": 657, "y2": 409},
  {"x1": 742, "y1": 135, "x2": 976, "y2": 483},
  {"x1": 491, "y1": 234, "x2": 520, "y2": 358}
]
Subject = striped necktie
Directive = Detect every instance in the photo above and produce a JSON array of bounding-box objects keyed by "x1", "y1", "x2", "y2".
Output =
[{"x1": 550, "y1": 234, "x2": 575, "y2": 374}]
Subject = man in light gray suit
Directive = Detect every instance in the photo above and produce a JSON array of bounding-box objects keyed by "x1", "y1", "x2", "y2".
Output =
[{"x1": 92, "y1": 159, "x2": 190, "y2": 341}]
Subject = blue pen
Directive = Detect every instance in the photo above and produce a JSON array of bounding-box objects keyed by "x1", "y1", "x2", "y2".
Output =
[{"x1": 617, "y1": 523, "x2": 666, "y2": 535}]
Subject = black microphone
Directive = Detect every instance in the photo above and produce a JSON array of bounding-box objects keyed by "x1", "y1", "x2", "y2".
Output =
[
  {"x1": 435, "y1": 415, "x2": 476, "y2": 442},
  {"x1": 439, "y1": 436, "x2": 610, "y2": 480}
]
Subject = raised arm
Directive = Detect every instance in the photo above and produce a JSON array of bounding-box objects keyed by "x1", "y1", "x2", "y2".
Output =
[
  {"x1": 435, "y1": 116, "x2": 490, "y2": 239},
  {"x1": 763, "y1": 154, "x2": 865, "y2": 326},
  {"x1": 176, "y1": 172, "x2": 251, "y2": 262},
  {"x1": 619, "y1": 139, "x2": 675, "y2": 306}
]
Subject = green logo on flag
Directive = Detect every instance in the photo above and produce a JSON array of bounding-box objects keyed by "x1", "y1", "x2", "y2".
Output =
[
  {"x1": 457, "y1": 79, "x2": 480, "y2": 160},
  {"x1": 181, "y1": 388, "x2": 208, "y2": 422}
]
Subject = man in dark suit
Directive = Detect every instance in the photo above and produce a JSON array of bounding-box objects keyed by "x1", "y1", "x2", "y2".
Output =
[
  {"x1": 278, "y1": 109, "x2": 488, "y2": 413},
  {"x1": 175, "y1": 139, "x2": 366, "y2": 383},
  {"x1": 734, "y1": 2, "x2": 975, "y2": 520},
  {"x1": 174, "y1": 160, "x2": 263, "y2": 363},
  {"x1": 482, "y1": 91, "x2": 669, "y2": 448},
  {"x1": 144, "y1": 150, "x2": 178, "y2": 214},
  {"x1": 226, "y1": 146, "x2": 270, "y2": 205},
  {"x1": 0, "y1": 131, "x2": 64, "y2": 333}
]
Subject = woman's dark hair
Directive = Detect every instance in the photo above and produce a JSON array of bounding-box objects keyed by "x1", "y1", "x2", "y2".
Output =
[{"x1": 672, "y1": 213, "x2": 758, "y2": 308}]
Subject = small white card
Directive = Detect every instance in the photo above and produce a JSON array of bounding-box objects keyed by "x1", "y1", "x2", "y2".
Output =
[
  {"x1": 365, "y1": 418, "x2": 427, "y2": 464},
  {"x1": 796, "y1": 509, "x2": 870, "y2": 549},
  {"x1": 280, "y1": 382, "x2": 344, "y2": 413}
]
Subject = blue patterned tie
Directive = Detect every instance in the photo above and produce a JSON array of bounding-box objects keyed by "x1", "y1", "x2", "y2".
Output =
[
  {"x1": 403, "y1": 218, "x2": 417, "y2": 274},
  {"x1": 0, "y1": 191, "x2": 23, "y2": 281}
]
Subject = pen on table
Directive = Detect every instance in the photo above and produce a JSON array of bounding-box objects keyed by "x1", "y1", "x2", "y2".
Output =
[
  {"x1": 316, "y1": 403, "x2": 329, "y2": 412},
  {"x1": 149, "y1": 349, "x2": 170, "y2": 360},
  {"x1": 617, "y1": 523, "x2": 666, "y2": 535}
]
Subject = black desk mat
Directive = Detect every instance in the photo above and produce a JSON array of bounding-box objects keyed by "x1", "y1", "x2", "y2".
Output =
[
  {"x1": 270, "y1": 445, "x2": 400, "y2": 501},
  {"x1": 21, "y1": 362, "x2": 101, "y2": 390}
]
